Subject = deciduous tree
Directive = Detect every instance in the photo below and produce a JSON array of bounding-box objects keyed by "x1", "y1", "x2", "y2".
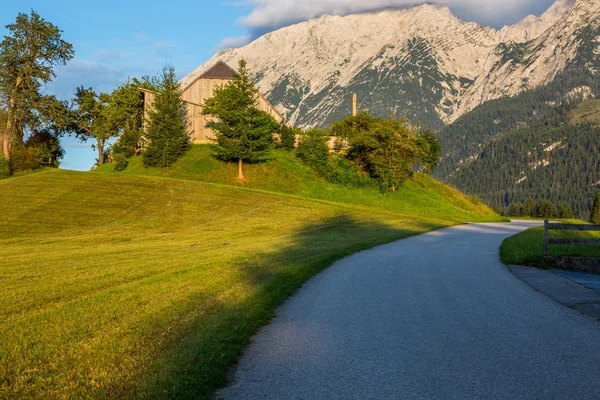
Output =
[
  {"x1": 68, "y1": 87, "x2": 118, "y2": 166},
  {"x1": 332, "y1": 112, "x2": 421, "y2": 192},
  {"x1": 0, "y1": 10, "x2": 73, "y2": 159}
]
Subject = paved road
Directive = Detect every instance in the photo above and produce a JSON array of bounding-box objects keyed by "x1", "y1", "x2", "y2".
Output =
[{"x1": 219, "y1": 222, "x2": 600, "y2": 399}]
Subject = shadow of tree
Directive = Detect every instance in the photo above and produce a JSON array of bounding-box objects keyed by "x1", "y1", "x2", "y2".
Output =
[{"x1": 122, "y1": 214, "x2": 442, "y2": 399}]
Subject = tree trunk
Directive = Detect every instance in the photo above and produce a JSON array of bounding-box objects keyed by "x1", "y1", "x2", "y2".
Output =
[
  {"x1": 4, "y1": 76, "x2": 23, "y2": 160},
  {"x1": 97, "y1": 139, "x2": 105, "y2": 166},
  {"x1": 238, "y1": 158, "x2": 244, "y2": 180},
  {"x1": 1, "y1": 130, "x2": 9, "y2": 160}
]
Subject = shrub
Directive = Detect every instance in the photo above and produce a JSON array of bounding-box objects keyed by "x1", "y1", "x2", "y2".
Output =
[
  {"x1": 9, "y1": 144, "x2": 43, "y2": 172},
  {"x1": 0, "y1": 156, "x2": 9, "y2": 179},
  {"x1": 113, "y1": 153, "x2": 128, "y2": 172},
  {"x1": 278, "y1": 125, "x2": 297, "y2": 150},
  {"x1": 296, "y1": 129, "x2": 333, "y2": 179},
  {"x1": 330, "y1": 157, "x2": 374, "y2": 188}
]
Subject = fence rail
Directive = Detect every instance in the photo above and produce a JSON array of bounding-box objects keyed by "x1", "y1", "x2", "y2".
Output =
[{"x1": 544, "y1": 220, "x2": 600, "y2": 257}]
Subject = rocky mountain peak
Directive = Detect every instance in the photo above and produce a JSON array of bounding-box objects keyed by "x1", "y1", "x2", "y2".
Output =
[{"x1": 183, "y1": 0, "x2": 600, "y2": 128}]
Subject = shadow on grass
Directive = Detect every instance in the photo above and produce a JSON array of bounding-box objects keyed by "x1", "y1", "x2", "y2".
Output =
[{"x1": 124, "y1": 214, "x2": 441, "y2": 399}]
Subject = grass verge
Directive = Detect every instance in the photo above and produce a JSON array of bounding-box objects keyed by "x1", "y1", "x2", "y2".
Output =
[{"x1": 500, "y1": 222, "x2": 600, "y2": 266}]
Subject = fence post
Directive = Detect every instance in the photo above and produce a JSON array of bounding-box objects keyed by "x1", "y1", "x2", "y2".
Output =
[{"x1": 544, "y1": 219, "x2": 549, "y2": 257}]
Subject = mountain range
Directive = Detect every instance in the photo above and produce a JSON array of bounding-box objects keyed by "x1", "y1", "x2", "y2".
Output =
[
  {"x1": 182, "y1": 0, "x2": 600, "y2": 218},
  {"x1": 182, "y1": 0, "x2": 600, "y2": 130}
]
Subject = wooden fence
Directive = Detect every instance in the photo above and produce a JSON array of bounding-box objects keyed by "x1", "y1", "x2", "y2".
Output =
[{"x1": 544, "y1": 220, "x2": 600, "y2": 257}]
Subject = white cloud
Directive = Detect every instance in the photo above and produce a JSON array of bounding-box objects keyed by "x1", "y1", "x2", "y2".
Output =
[
  {"x1": 234, "y1": 0, "x2": 556, "y2": 39},
  {"x1": 217, "y1": 35, "x2": 252, "y2": 51}
]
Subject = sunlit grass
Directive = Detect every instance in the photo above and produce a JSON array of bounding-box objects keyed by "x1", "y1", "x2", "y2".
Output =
[
  {"x1": 0, "y1": 168, "x2": 501, "y2": 399},
  {"x1": 500, "y1": 222, "x2": 600, "y2": 266},
  {"x1": 95, "y1": 145, "x2": 503, "y2": 223}
]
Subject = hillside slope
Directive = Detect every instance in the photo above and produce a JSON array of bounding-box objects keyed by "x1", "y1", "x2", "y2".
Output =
[
  {"x1": 95, "y1": 145, "x2": 501, "y2": 222},
  {"x1": 436, "y1": 88, "x2": 600, "y2": 219},
  {"x1": 435, "y1": 68, "x2": 600, "y2": 179},
  {"x1": 182, "y1": 0, "x2": 600, "y2": 128},
  {"x1": 1, "y1": 168, "x2": 500, "y2": 399}
]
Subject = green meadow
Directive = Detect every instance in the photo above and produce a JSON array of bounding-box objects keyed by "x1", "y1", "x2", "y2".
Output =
[{"x1": 2, "y1": 147, "x2": 502, "y2": 399}]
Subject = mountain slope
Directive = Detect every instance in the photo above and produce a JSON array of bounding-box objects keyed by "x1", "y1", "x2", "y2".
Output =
[
  {"x1": 181, "y1": 0, "x2": 600, "y2": 129},
  {"x1": 437, "y1": 88, "x2": 600, "y2": 219}
]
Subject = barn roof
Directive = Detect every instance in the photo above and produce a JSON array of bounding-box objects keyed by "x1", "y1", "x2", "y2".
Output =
[{"x1": 200, "y1": 61, "x2": 235, "y2": 79}]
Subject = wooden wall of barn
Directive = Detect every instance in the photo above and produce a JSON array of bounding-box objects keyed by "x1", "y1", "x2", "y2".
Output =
[
  {"x1": 142, "y1": 77, "x2": 284, "y2": 144},
  {"x1": 182, "y1": 77, "x2": 283, "y2": 143}
]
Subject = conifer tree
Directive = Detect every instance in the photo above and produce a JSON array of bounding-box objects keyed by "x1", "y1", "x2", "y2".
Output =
[
  {"x1": 591, "y1": 192, "x2": 600, "y2": 224},
  {"x1": 143, "y1": 65, "x2": 190, "y2": 168},
  {"x1": 538, "y1": 200, "x2": 558, "y2": 219},
  {"x1": 558, "y1": 203, "x2": 574, "y2": 220},
  {"x1": 202, "y1": 59, "x2": 278, "y2": 179},
  {"x1": 507, "y1": 203, "x2": 522, "y2": 217},
  {"x1": 522, "y1": 198, "x2": 536, "y2": 218}
]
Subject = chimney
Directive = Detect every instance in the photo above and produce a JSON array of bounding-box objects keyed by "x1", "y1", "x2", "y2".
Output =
[{"x1": 352, "y1": 93, "x2": 357, "y2": 117}]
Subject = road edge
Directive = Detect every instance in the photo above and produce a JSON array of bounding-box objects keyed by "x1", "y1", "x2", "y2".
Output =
[{"x1": 507, "y1": 264, "x2": 600, "y2": 320}]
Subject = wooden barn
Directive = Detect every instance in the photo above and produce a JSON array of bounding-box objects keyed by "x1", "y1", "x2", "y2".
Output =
[{"x1": 140, "y1": 61, "x2": 284, "y2": 143}]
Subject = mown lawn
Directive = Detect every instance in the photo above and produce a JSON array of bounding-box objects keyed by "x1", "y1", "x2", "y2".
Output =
[
  {"x1": 500, "y1": 222, "x2": 600, "y2": 266},
  {"x1": 0, "y1": 169, "x2": 490, "y2": 399}
]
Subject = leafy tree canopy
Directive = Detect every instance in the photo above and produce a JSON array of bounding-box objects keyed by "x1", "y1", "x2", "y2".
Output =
[
  {"x1": 0, "y1": 10, "x2": 73, "y2": 159},
  {"x1": 331, "y1": 112, "x2": 440, "y2": 192}
]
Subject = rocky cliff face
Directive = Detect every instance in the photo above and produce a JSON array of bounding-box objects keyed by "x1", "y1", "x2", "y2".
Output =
[{"x1": 183, "y1": 0, "x2": 600, "y2": 129}]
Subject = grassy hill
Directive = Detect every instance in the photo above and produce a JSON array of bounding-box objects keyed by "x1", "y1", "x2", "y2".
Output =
[
  {"x1": 1, "y1": 152, "x2": 502, "y2": 399},
  {"x1": 95, "y1": 145, "x2": 500, "y2": 222}
]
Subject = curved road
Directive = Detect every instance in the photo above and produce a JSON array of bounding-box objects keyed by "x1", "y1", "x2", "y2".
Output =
[{"x1": 219, "y1": 222, "x2": 600, "y2": 399}]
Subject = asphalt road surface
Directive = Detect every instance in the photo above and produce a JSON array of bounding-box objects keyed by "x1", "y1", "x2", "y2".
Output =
[{"x1": 218, "y1": 222, "x2": 600, "y2": 399}]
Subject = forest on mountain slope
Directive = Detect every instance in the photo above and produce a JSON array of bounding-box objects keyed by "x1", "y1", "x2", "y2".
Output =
[{"x1": 434, "y1": 68, "x2": 600, "y2": 219}]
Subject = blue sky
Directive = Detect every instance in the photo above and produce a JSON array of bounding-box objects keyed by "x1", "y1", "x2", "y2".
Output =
[{"x1": 1, "y1": 0, "x2": 556, "y2": 170}]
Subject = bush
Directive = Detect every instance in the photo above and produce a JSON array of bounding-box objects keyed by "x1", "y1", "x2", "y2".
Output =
[
  {"x1": 9, "y1": 144, "x2": 43, "y2": 172},
  {"x1": 25, "y1": 130, "x2": 64, "y2": 167},
  {"x1": 278, "y1": 125, "x2": 297, "y2": 150},
  {"x1": 113, "y1": 153, "x2": 128, "y2": 172},
  {"x1": 0, "y1": 156, "x2": 9, "y2": 179},
  {"x1": 296, "y1": 129, "x2": 333, "y2": 178},
  {"x1": 330, "y1": 157, "x2": 373, "y2": 188}
]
